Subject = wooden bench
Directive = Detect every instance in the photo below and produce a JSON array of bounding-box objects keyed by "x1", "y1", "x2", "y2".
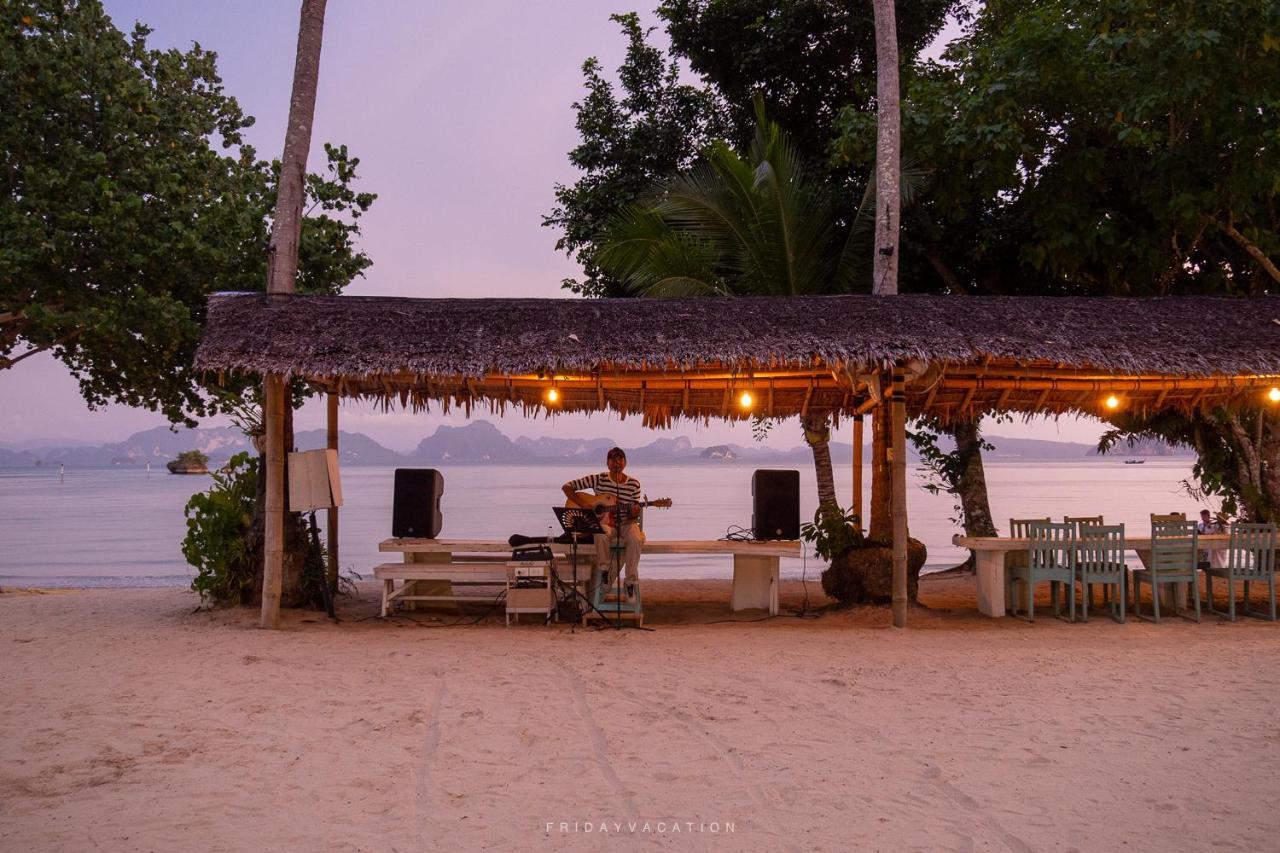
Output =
[{"x1": 376, "y1": 538, "x2": 802, "y2": 618}]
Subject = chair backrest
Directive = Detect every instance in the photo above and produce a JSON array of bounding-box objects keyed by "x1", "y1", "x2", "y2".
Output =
[
  {"x1": 1010, "y1": 517, "x2": 1051, "y2": 538},
  {"x1": 1228, "y1": 522, "x2": 1277, "y2": 577},
  {"x1": 1028, "y1": 521, "x2": 1076, "y2": 571},
  {"x1": 1078, "y1": 523, "x2": 1125, "y2": 572},
  {"x1": 1151, "y1": 512, "x2": 1186, "y2": 525},
  {"x1": 1150, "y1": 520, "x2": 1198, "y2": 574},
  {"x1": 1065, "y1": 515, "x2": 1104, "y2": 535}
]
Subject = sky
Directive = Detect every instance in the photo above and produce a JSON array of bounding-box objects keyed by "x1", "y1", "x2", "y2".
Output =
[{"x1": 0, "y1": 0, "x2": 1108, "y2": 452}]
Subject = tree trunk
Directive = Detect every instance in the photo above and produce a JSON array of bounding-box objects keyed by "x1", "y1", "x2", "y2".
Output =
[
  {"x1": 802, "y1": 412, "x2": 837, "y2": 513},
  {"x1": 262, "y1": 0, "x2": 328, "y2": 627},
  {"x1": 951, "y1": 417, "x2": 997, "y2": 570},
  {"x1": 871, "y1": 0, "x2": 900, "y2": 296},
  {"x1": 869, "y1": 401, "x2": 893, "y2": 542},
  {"x1": 267, "y1": 0, "x2": 328, "y2": 295}
]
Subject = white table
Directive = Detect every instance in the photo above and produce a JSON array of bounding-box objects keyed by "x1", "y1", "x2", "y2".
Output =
[{"x1": 952, "y1": 533, "x2": 1231, "y2": 617}]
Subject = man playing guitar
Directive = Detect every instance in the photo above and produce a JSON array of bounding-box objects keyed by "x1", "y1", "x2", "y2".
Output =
[{"x1": 562, "y1": 447, "x2": 650, "y2": 596}]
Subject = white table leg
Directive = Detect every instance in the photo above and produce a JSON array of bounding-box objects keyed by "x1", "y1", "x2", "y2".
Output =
[
  {"x1": 732, "y1": 554, "x2": 776, "y2": 613},
  {"x1": 975, "y1": 551, "x2": 1006, "y2": 618}
]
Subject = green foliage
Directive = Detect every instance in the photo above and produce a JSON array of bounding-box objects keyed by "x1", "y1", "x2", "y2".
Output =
[
  {"x1": 833, "y1": 0, "x2": 1280, "y2": 294},
  {"x1": 1, "y1": 2, "x2": 376, "y2": 424},
  {"x1": 907, "y1": 416, "x2": 1003, "y2": 527},
  {"x1": 801, "y1": 505, "x2": 865, "y2": 561},
  {"x1": 182, "y1": 451, "x2": 258, "y2": 604},
  {"x1": 172, "y1": 449, "x2": 209, "y2": 468},
  {"x1": 597, "y1": 100, "x2": 866, "y2": 296},
  {"x1": 658, "y1": 0, "x2": 957, "y2": 158},
  {"x1": 544, "y1": 12, "x2": 730, "y2": 297}
]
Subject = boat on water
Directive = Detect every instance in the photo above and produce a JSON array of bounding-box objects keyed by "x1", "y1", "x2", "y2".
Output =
[{"x1": 1123, "y1": 459, "x2": 1147, "y2": 465}]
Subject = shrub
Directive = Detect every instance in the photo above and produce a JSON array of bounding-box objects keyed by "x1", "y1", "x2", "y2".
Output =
[{"x1": 182, "y1": 451, "x2": 258, "y2": 603}]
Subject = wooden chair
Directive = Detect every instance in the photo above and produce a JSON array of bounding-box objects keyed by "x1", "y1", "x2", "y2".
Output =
[
  {"x1": 1132, "y1": 520, "x2": 1201, "y2": 622},
  {"x1": 1004, "y1": 517, "x2": 1051, "y2": 613},
  {"x1": 1065, "y1": 516, "x2": 1106, "y2": 604},
  {"x1": 1151, "y1": 512, "x2": 1187, "y2": 524},
  {"x1": 1008, "y1": 521, "x2": 1077, "y2": 622},
  {"x1": 1203, "y1": 522, "x2": 1277, "y2": 621},
  {"x1": 1076, "y1": 524, "x2": 1127, "y2": 623}
]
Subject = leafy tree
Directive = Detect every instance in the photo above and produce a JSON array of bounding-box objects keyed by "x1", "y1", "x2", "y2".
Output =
[
  {"x1": 657, "y1": 0, "x2": 955, "y2": 157},
  {"x1": 0, "y1": 1, "x2": 375, "y2": 425},
  {"x1": 544, "y1": 12, "x2": 730, "y2": 297},
  {"x1": 835, "y1": 0, "x2": 1280, "y2": 294}
]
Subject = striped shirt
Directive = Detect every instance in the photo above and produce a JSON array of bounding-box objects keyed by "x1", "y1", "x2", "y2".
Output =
[{"x1": 565, "y1": 472, "x2": 642, "y2": 504}]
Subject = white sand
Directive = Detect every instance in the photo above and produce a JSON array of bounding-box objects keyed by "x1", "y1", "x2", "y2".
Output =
[{"x1": 2, "y1": 576, "x2": 1279, "y2": 852}]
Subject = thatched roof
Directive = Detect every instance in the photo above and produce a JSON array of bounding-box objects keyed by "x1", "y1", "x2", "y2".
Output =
[{"x1": 196, "y1": 292, "x2": 1280, "y2": 426}]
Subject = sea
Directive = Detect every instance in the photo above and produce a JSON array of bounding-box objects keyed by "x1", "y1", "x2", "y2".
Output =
[{"x1": 0, "y1": 460, "x2": 1205, "y2": 589}]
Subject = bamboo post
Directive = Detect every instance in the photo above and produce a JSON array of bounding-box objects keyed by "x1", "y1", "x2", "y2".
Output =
[
  {"x1": 261, "y1": 374, "x2": 286, "y2": 629},
  {"x1": 326, "y1": 391, "x2": 339, "y2": 591},
  {"x1": 852, "y1": 415, "x2": 864, "y2": 533},
  {"x1": 891, "y1": 370, "x2": 907, "y2": 628}
]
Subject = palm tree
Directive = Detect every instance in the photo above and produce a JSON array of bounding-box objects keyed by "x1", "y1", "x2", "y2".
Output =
[
  {"x1": 597, "y1": 98, "x2": 901, "y2": 517},
  {"x1": 262, "y1": 0, "x2": 328, "y2": 629}
]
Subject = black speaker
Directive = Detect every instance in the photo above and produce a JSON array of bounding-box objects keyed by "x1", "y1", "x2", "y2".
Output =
[
  {"x1": 752, "y1": 469, "x2": 800, "y2": 540},
  {"x1": 392, "y1": 468, "x2": 444, "y2": 538}
]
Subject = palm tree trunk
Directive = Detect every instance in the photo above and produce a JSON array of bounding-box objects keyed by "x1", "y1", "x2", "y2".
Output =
[
  {"x1": 262, "y1": 0, "x2": 328, "y2": 628},
  {"x1": 871, "y1": 0, "x2": 900, "y2": 296},
  {"x1": 802, "y1": 412, "x2": 837, "y2": 512}
]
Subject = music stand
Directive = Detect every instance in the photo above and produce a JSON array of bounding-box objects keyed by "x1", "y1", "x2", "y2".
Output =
[{"x1": 552, "y1": 506, "x2": 605, "y2": 632}]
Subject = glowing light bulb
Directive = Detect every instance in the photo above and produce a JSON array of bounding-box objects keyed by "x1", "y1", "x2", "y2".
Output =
[
  {"x1": 1269, "y1": 387, "x2": 1280, "y2": 404},
  {"x1": 1104, "y1": 395, "x2": 1120, "y2": 410},
  {"x1": 739, "y1": 391, "x2": 753, "y2": 409},
  {"x1": 546, "y1": 387, "x2": 560, "y2": 403}
]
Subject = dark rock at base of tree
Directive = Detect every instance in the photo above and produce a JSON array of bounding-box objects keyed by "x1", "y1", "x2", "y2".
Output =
[{"x1": 821, "y1": 539, "x2": 927, "y2": 605}]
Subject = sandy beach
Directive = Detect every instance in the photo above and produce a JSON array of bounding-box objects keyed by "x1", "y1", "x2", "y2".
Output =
[{"x1": 2, "y1": 574, "x2": 1278, "y2": 852}]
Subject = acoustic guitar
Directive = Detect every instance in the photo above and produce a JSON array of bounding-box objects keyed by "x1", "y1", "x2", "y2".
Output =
[{"x1": 566, "y1": 491, "x2": 673, "y2": 530}]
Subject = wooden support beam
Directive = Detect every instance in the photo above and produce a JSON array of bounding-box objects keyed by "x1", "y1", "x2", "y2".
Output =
[
  {"x1": 326, "y1": 392, "x2": 339, "y2": 592},
  {"x1": 1032, "y1": 386, "x2": 1052, "y2": 412},
  {"x1": 1154, "y1": 387, "x2": 1170, "y2": 409},
  {"x1": 261, "y1": 374, "x2": 286, "y2": 629},
  {"x1": 958, "y1": 384, "x2": 977, "y2": 415},
  {"x1": 800, "y1": 383, "x2": 814, "y2": 418},
  {"x1": 853, "y1": 416, "x2": 864, "y2": 534},
  {"x1": 891, "y1": 370, "x2": 908, "y2": 628},
  {"x1": 767, "y1": 380, "x2": 774, "y2": 417}
]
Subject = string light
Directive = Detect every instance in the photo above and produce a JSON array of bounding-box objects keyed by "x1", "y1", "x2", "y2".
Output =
[{"x1": 1104, "y1": 394, "x2": 1121, "y2": 410}]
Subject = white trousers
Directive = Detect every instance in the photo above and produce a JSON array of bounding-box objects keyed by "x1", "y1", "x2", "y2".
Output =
[{"x1": 593, "y1": 523, "x2": 644, "y2": 585}]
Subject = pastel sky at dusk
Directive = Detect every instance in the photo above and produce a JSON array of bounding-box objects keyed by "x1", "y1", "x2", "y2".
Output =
[{"x1": 0, "y1": 1, "x2": 1106, "y2": 451}]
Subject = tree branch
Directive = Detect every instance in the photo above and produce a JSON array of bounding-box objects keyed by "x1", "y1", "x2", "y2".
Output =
[
  {"x1": 1222, "y1": 220, "x2": 1280, "y2": 284},
  {"x1": 0, "y1": 329, "x2": 82, "y2": 370}
]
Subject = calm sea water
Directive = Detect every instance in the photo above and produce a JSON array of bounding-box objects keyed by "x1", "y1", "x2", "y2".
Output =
[{"x1": 0, "y1": 460, "x2": 1204, "y2": 588}]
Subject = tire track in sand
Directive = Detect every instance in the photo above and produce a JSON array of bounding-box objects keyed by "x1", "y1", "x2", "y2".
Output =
[
  {"x1": 924, "y1": 764, "x2": 1036, "y2": 853},
  {"x1": 558, "y1": 661, "x2": 640, "y2": 823},
  {"x1": 413, "y1": 680, "x2": 448, "y2": 844}
]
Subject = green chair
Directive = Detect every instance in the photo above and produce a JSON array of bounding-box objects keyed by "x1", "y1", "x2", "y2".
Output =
[
  {"x1": 1004, "y1": 517, "x2": 1051, "y2": 613},
  {"x1": 1203, "y1": 522, "x2": 1277, "y2": 621},
  {"x1": 1132, "y1": 520, "x2": 1201, "y2": 622},
  {"x1": 1065, "y1": 515, "x2": 1106, "y2": 605},
  {"x1": 1008, "y1": 521, "x2": 1077, "y2": 622},
  {"x1": 1076, "y1": 523, "x2": 1127, "y2": 623}
]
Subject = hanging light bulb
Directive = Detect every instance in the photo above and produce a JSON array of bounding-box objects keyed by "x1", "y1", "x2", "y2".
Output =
[
  {"x1": 545, "y1": 387, "x2": 560, "y2": 404},
  {"x1": 1268, "y1": 387, "x2": 1280, "y2": 404},
  {"x1": 739, "y1": 390, "x2": 754, "y2": 409},
  {"x1": 1104, "y1": 394, "x2": 1121, "y2": 410}
]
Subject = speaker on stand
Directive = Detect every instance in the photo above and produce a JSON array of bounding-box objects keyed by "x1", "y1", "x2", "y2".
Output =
[
  {"x1": 392, "y1": 468, "x2": 444, "y2": 538},
  {"x1": 751, "y1": 469, "x2": 800, "y2": 540}
]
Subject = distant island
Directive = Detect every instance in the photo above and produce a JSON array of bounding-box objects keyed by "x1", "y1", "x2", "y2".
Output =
[
  {"x1": 0, "y1": 419, "x2": 1193, "y2": 469},
  {"x1": 166, "y1": 450, "x2": 209, "y2": 475}
]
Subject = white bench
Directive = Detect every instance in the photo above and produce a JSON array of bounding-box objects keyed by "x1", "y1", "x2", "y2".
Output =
[{"x1": 376, "y1": 538, "x2": 802, "y2": 618}]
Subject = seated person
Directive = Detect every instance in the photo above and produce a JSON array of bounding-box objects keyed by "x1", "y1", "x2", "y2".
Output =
[{"x1": 562, "y1": 447, "x2": 644, "y2": 595}]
